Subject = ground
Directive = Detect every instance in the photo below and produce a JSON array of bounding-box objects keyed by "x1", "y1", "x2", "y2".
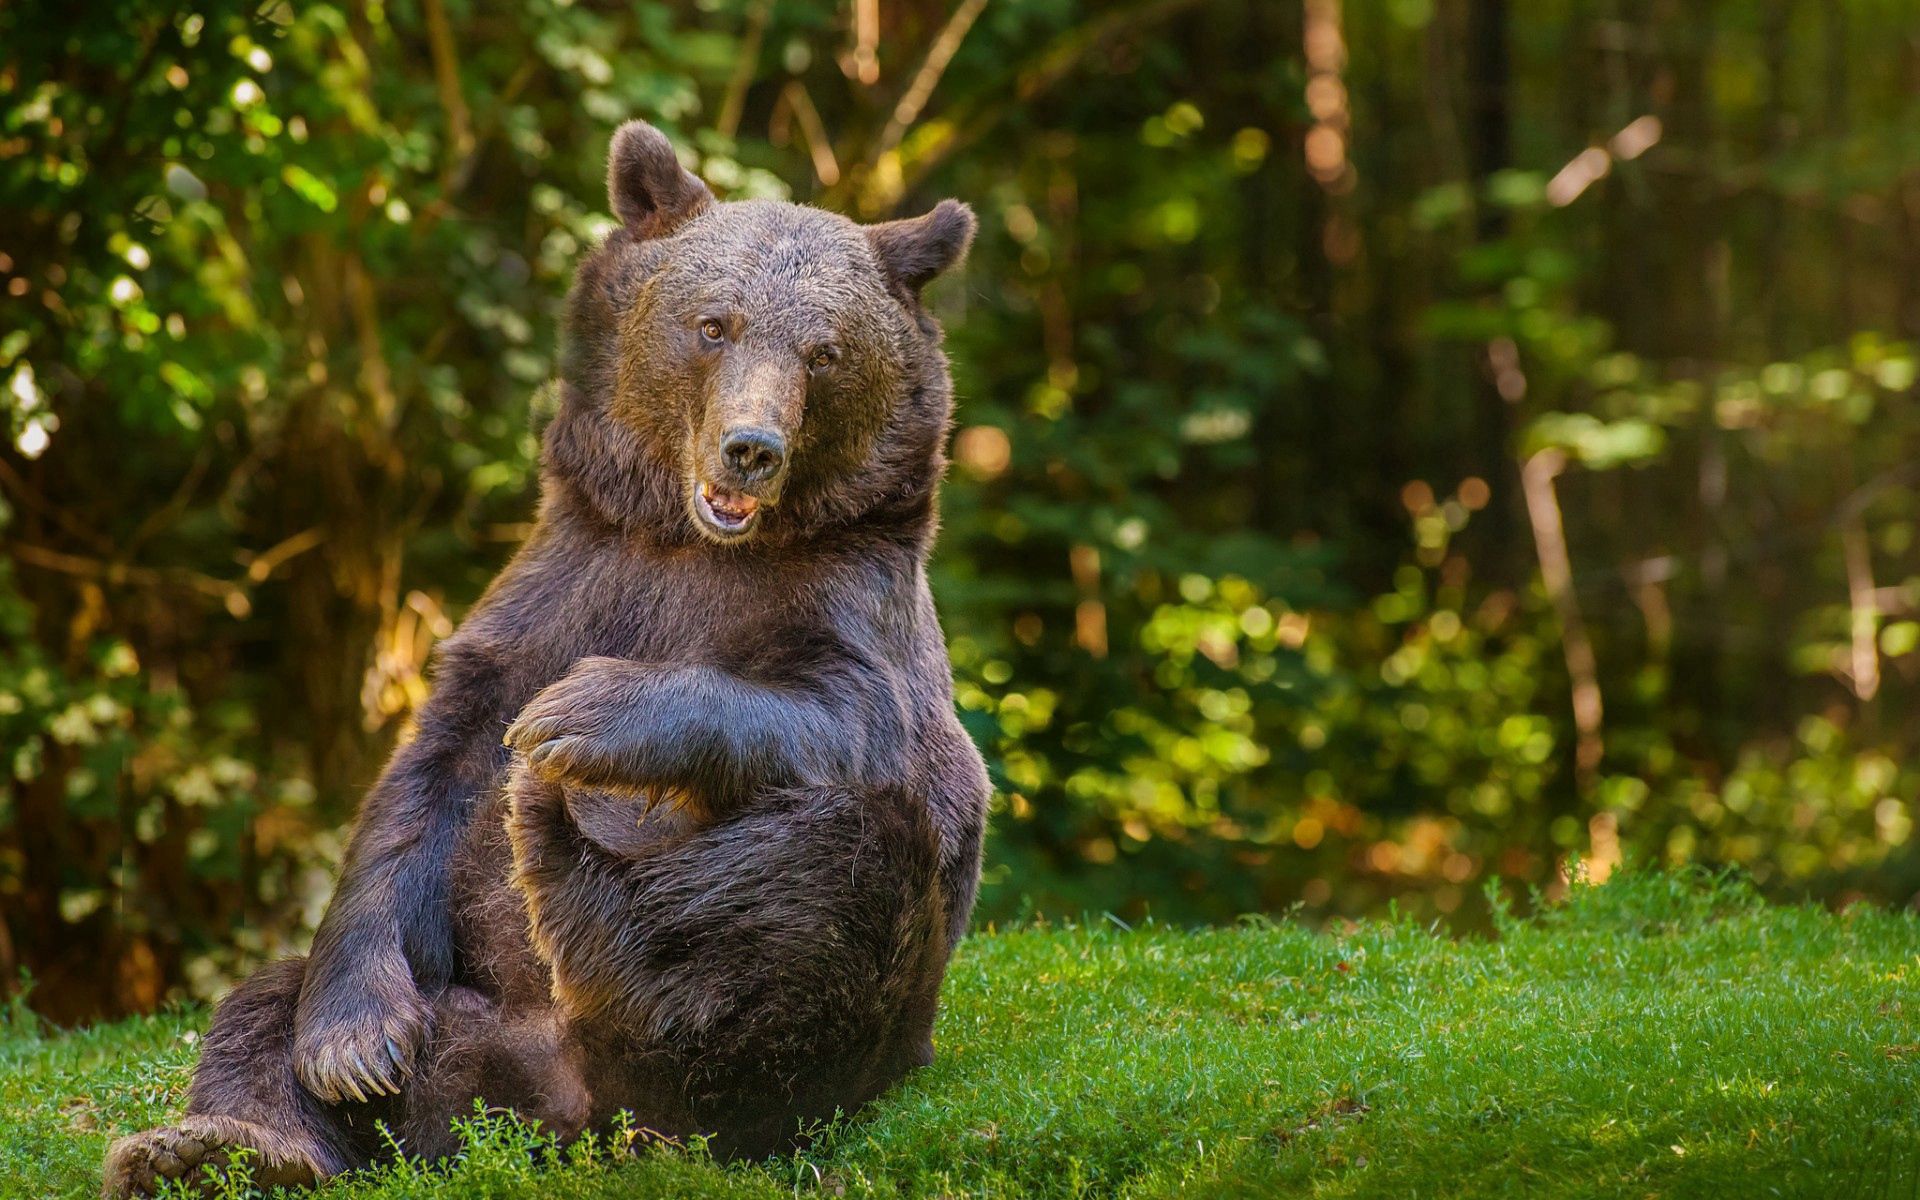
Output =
[{"x1": 5, "y1": 871, "x2": 1918, "y2": 1199}]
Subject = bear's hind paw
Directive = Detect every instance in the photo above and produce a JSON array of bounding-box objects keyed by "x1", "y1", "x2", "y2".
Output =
[{"x1": 102, "y1": 1119, "x2": 318, "y2": 1198}]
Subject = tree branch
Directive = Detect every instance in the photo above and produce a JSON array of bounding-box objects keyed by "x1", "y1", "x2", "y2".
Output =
[
  {"x1": 875, "y1": 0, "x2": 990, "y2": 158},
  {"x1": 1521, "y1": 449, "x2": 1604, "y2": 793},
  {"x1": 716, "y1": 0, "x2": 772, "y2": 140},
  {"x1": 422, "y1": 0, "x2": 477, "y2": 192}
]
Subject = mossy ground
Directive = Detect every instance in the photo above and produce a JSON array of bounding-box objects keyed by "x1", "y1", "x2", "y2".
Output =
[{"x1": 6, "y1": 871, "x2": 1919, "y2": 1199}]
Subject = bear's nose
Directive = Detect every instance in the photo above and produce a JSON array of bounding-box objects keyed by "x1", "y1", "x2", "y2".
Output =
[{"x1": 721, "y1": 427, "x2": 787, "y2": 484}]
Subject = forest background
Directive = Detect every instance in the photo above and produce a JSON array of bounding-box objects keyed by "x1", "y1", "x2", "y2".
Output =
[{"x1": 4, "y1": 0, "x2": 1918, "y2": 1023}]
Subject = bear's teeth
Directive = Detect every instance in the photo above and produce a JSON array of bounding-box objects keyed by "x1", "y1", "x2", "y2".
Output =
[{"x1": 700, "y1": 483, "x2": 759, "y2": 524}]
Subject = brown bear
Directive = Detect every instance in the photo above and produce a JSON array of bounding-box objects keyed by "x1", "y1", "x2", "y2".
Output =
[{"x1": 102, "y1": 120, "x2": 990, "y2": 1196}]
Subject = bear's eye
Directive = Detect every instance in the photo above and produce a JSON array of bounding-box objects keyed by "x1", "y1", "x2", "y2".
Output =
[
  {"x1": 699, "y1": 319, "x2": 726, "y2": 343},
  {"x1": 808, "y1": 347, "x2": 838, "y2": 372}
]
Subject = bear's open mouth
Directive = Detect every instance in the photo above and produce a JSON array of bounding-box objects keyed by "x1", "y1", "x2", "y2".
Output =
[{"x1": 694, "y1": 481, "x2": 761, "y2": 537}]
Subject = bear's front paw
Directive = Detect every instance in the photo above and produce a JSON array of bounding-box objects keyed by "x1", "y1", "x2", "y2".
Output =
[
  {"x1": 505, "y1": 666, "x2": 650, "y2": 790},
  {"x1": 291, "y1": 986, "x2": 425, "y2": 1104}
]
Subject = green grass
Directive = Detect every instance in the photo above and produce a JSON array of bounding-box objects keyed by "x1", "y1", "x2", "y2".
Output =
[{"x1": 7, "y1": 870, "x2": 1920, "y2": 1199}]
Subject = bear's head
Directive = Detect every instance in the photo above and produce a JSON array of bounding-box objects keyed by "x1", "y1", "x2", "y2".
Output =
[{"x1": 546, "y1": 121, "x2": 975, "y2": 549}]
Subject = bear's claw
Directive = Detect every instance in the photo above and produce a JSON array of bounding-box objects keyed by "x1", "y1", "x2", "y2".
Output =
[
  {"x1": 292, "y1": 1011, "x2": 414, "y2": 1103},
  {"x1": 521, "y1": 733, "x2": 635, "y2": 792}
]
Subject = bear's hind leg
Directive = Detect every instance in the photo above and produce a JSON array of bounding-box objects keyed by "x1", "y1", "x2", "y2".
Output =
[
  {"x1": 387, "y1": 985, "x2": 592, "y2": 1163},
  {"x1": 103, "y1": 959, "x2": 363, "y2": 1198},
  {"x1": 509, "y1": 775, "x2": 949, "y2": 1157}
]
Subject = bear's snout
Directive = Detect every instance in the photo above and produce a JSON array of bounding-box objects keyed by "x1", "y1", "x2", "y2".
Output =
[{"x1": 720, "y1": 426, "x2": 787, "y2": 486}]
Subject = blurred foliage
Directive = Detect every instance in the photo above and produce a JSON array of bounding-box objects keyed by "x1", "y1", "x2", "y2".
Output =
[{"x1": 2, "y1": 0, "x2": 1918, "y2": 1019}]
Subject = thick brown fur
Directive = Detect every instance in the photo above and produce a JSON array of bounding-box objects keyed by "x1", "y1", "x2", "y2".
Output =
[{"x1": 103, "y1": 120, "x2": 988, "y2": 1196}]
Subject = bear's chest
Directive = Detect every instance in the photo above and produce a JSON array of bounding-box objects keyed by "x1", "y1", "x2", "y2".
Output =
[{"x1": 565, "y1": 546, "x2": 831, "y2": 665}]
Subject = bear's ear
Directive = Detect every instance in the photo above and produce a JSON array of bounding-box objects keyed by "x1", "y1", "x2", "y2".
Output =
[
  {"x1": 866, "y1": 199, "x2": 976, "y2": 299},
  {"x1": 607, "y1": 120, "x2": 713, "y2": 238}
]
